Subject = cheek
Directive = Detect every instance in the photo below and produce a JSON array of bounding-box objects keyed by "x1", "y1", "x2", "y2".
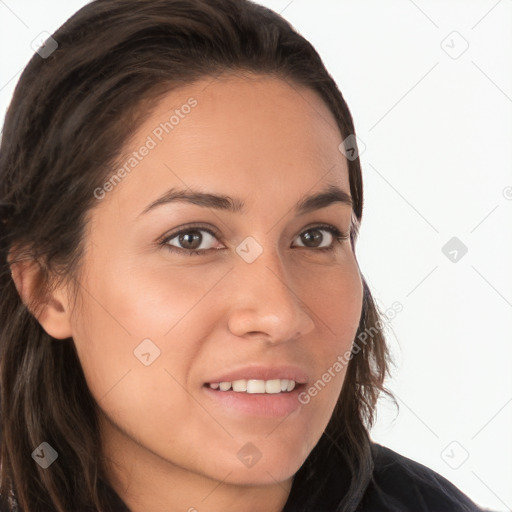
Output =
[
  {"x1": 101, "y1": 262, "x2": 220, "y2": 338},
  {"x1": 305, "y1": 257, "x2": 363, "y2": 342},
  {"x1": 70, "y1": 266, "x2": 212, "y2": 466},
  {"x1": 297, "y1": 261, "x2": 363, "y2": 422},
  {"x1": 69, "y1": 262, "x2": 214, "y2": 409}
]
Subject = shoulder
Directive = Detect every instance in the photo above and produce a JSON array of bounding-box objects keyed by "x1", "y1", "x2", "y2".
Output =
[{"x1": 356, "y1": 442, "x2": 485, "y2": 511}]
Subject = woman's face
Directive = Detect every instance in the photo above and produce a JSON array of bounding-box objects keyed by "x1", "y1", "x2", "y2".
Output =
[{"x1": 67, "y1": 73, "x2": 363, "y2": 490}]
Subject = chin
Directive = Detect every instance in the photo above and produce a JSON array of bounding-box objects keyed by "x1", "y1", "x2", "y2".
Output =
[
  {"x1": 202, "y1": 444, "x2": 308, "y2": 486},
  {"x1": 220, "y1": 461, "x2": 300, "y2": 486}
]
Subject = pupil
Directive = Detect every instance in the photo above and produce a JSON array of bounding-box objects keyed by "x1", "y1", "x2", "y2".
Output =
[
  {"x1": 303, "y1": 229, "x2": 322, "y2": 247},
  {"x1": 180, "y1": 231, "x2": 201, "y2": 249}
]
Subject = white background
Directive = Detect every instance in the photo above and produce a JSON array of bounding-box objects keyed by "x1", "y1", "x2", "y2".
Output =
[{"x1": 1, "y1": 1, "x2": 511, "y2": 510}]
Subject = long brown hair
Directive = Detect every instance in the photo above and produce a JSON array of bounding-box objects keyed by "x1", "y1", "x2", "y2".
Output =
[{"x1": 0, "y1": 1, "x2": 396, "y2": 510}]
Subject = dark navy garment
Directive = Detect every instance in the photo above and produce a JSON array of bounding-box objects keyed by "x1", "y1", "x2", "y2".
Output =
[
  {"x1": 283, "y1": 442, "x2": 486, "y2": 511},
  {"x1": 0, "y1": 442, "x2": 486, "y2": 511},
  {"x1": 356, "y1": 443, "x2": 485, "y2": 511}
]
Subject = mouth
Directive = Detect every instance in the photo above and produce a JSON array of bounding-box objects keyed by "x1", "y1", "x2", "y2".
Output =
[
  {"x1": 206, "y1": 378, "x2": 298, "y2": 394},
  {"x1": 202, "y1": 379, "x2": 307, "y2": 417}
]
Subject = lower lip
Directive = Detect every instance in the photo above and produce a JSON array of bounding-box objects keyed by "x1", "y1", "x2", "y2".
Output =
[{"x1": 202, "y1": 384, "x2": 305, "y2": 417}]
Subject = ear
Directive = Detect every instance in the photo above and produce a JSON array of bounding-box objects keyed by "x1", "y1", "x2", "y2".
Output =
[{"x1": 9, "y1": 257, "x2": 73, "y2": 340}]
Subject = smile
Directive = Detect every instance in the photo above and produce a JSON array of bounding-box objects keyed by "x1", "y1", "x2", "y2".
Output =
[{"x1": 207, "y1": 379, "x2": 296, "y2": 394}]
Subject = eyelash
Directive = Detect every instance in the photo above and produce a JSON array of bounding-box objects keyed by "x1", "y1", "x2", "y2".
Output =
[{"x1": 159, "y1": 223, "x2": 350, "y2": 256}]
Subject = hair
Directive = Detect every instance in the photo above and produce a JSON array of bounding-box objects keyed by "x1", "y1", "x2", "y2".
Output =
[{"x1": 0, "y1": 1, "x2": 397, "y2": 510}]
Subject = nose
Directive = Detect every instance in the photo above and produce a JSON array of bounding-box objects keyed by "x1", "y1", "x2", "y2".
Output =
[{"x1": 226, "y1": 244, "x2": 315, "y2": 345}]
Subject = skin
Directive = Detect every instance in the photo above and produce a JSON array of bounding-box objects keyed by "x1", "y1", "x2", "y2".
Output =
[{"x1": 11, "y1": 72, "x2": 363, "y2": 512}]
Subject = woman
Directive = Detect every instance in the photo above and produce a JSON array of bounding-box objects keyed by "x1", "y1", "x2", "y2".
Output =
[{"x1": 0, "y1": 0, "x2": 485, "y2": 510}]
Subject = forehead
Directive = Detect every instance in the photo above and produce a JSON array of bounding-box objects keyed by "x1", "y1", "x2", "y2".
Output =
[{"x1": 96, "y1": 72, "x2": 350, "y2": 217}]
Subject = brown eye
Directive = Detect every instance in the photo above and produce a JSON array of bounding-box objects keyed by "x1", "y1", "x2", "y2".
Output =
[
  {"x1": 176, "y1": 230, "x2": 203, "y2": 250},
  {"x1": 162, "y1": 227, "x2": 219, "y2": 254},
  {"x1": 292, "y1": 225, "x2": 347, "y2": 250},
  {"x1": 160, "y1": 224, "x2": 348, "y2": 256},
  {"x1": 298, "y1": 228, "x2": 332, "y2": 248}
]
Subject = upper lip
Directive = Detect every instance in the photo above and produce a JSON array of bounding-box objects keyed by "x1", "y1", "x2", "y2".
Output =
[{"x1": 205, "y1": 364, "x2": 309, "y2": 385}]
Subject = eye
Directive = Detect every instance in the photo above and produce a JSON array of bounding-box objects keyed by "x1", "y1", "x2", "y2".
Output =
[
  {"x1": 161, "y1": 225, "x2": 221, "y2": 255},
  {"x1": 292, "y1": 224, "x2": 349, "y2": 251},
  {"x1": 159, "y1": 223, "x2": 349, "y2": 256}
]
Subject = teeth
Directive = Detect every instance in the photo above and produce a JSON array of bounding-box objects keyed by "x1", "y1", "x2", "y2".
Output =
[
  {"x1": 208, "y1": 379, "x2": 297, "y2": 394},
  {"x1": 265, "y1": 379, "x2": 281, "y2": 394},
  {"x1": 247, "y1": 379, "x2": 265, "y2": 393},
  {"x1": 232, "y1": 379, "x2": 247, "y2": 392}
]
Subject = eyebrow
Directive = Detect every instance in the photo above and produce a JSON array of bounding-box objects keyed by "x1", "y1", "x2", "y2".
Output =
[{"x1": 138, "y1": 183, "x2": 353, "y2": 217}]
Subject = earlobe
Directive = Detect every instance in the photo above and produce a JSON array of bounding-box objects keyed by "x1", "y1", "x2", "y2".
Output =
[{"x1": 9, "y1": 258, "x2": 73, "y2": 340}]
